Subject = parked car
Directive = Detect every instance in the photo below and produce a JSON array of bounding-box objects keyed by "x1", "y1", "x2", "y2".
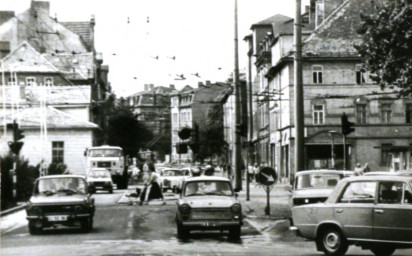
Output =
[
  {"x1": 159, "y1": 168, "x2": 191, "y2": 193},
  {"x1": 291, "y1": 170, "x2": 353, "y2": 207},
  {"x1": 87, "y1": 168, "x2": 113, "y2": 193},
  {"x1": 26, "y1": 175, "x2": 95, "y2": 234},
  {"x1": 290, "y1": 175, "x2": 412, "y2": 256},
  {"x1": 364, "y1": 171, "x2": 412, "y2": 177},
  {"x1": 175, "y1": 176, "x2": 243, "y2": 239}
]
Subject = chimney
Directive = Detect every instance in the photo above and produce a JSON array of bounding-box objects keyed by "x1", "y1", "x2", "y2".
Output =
[
  {"x1": 205, "y1": 80, "x2": 211, "y2": 85},
  {"x1": 150, "y1": 84, "x2": 154, "y2": 90},
  {"x1": 31, "y1": 1, "x2": 50, "y2": 16},
  {"x1": 144, "y1": 84, "x2": 149, "y2": 91},
  {"x1": 0, "y1": 41, "x2": 11, "y2": 59},
  {"x1": 309, "y1": 0, "x2": 316, "y2": 24},
  {"x1": 90, "y1": 15, "x2": 95, "y2": 51},
  {"x1": 169, "y1": 84, "x2": 175, "y2": 89},
  {"x1": 198, "y1": 82, "x2": 204, "y2": 87}
]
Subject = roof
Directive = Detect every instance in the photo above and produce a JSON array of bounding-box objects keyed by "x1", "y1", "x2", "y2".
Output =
[
  {"x1": 0, "y1": 41, "x2": 59, "y2": 72},
  {"x1": 303, "y1": 0, "x2": 377, "y2": 57},
  {"x1": 0, "y1": 85, "x2": 91, "y2": 105},
  {"x1": 180, "y1": 85, "x2": 194, "y2": 93},
  {"x1": 38, "y1": 174, "x2": 86, "y2": 180},
  {"x1": 251, "y1": 14, "x2": 291, "y2": 29},
  {"x1": 43, "y1": 52, "x2": 94, "y2": 80},
  {"x1": 61, "y1": 21, "x2": 94, "y2": 50},
  {"x1": 295, "y1": 170, "x2": 354, "y2": 176},
  {"x1": 184, "y1": 176, "x2": 231, "y2": 182},
  {"x1": 0, "y1": 106, "x2": 98, "y2": 129},
  {"x1": 89, "y1": 145, "x2": 122, "y2": 150}
]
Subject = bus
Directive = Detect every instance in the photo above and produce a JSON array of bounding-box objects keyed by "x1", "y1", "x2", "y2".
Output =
[{"x1": 85, "y1": 145, "x2": 128, "y2": 189}]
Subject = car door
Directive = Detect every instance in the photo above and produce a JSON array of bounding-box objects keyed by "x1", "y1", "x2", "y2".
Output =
[
  {"x1": 333, "y1": 181, "x2": 377, "y2": 239},
  {"x1": 373, "y1": 181, "x2": 412, "y2": 242}
]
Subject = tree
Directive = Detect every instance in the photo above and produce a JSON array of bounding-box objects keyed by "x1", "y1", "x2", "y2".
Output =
[
  {"x1": 105, "y1": 105, "x2": 153, "y2": 156},
  {"x1": 197, "y1": 104, "x2": 226, "y2": 161},
  {"x1": 356, "y1": 0, "x2": 412, "y2": 95}
]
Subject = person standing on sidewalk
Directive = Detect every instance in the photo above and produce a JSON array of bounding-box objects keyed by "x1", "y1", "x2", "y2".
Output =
[{"x1": 248, "y1": 164, "x2": 255, "y2": 183}]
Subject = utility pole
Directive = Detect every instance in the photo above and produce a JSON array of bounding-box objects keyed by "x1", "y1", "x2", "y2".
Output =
[
  {"x1": 234, "y1": 0, "x2": 242, "y2": 191},
  {"x1": 294, "y1": 0, "x2": 305, "y2": 177}
]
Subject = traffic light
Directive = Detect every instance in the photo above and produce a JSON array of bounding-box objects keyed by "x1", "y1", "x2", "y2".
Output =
[
  {"x1": 176, "y1": 142, "x2": 188, "y2": 154},
  {"x1": 8, "y1": 141, "x2": 24, "y2": 155},
  {"x1": 6, "y1": 121, "x2": 25, "y2": 155},
  {"x1": 178, "y1": 127, "x2": 192, "y2": 140},
  {"x1": 188, "y1": 141, "x2": 199, "y2": 154},
  {"x1": 341, "y1": 113, "x2": 355, "y2": 136},
  {"x1": 235, "y1": 122, "x2": 247, "y2": 137}
]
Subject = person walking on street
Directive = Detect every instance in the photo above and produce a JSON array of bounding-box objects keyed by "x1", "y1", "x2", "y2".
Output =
[{"x1": 139, "y1": 163, "x2": 164, "y2": 205}]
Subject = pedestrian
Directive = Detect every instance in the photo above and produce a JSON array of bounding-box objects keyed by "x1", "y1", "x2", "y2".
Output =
[
  {"x1": 354, "y1": 163, "x2": 364, "y2": 176},
  {"x1": 139, "y1": 163, "x2": 164, "y2": 205},
  {"x1": 363, "y1": 163, "x2": 370, "y2": 173},
  {"x1": 248, "y1": 164, "x2": 255, "y2": 182},
  {"x1": 253, "y1": 163, "x2": 260, "y2": 183}
]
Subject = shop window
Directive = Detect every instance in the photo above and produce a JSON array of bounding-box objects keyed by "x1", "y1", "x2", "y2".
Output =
[{"x1": 381, "y1": 144, "x2": 392, "y2": 167}]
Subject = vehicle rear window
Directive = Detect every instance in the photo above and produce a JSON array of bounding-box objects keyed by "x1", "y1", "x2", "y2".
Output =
[
  {"x1": 184, "y1": 181, "x2": 233, "y2": 197},
  {"x1": 339, "y1": 181, "x2": 376, "y2": 203},
  {"x1": 296, "y1": 173, "x2": 341, "y2": 189}
]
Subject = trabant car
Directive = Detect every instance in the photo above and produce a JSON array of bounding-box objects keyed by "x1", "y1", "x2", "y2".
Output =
[
  {"x1": 291, "y1": 170, "x2": 353, "y2": 207},
  {"x1": 26, "y1": 175, "x2": 95, "y2": 234},
  {"x1": 175, "y1": 176, "x2": 243, "y2": 239},
  {"x1": 290, "y1": 175, "x2": 412, "y2": 256},
  {"x1": 86, "y1": 168, "x2": 113, "y2": 193},
  {"x1": 159, "y1": 168, "x2": 191, "y2": 193}
]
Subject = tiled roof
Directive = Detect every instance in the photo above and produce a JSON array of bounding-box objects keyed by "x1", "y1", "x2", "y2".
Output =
[
  {"x1": 0, "y1": 85, "x2": 91, "y2": 105},
  {"x1": 180, "y1": 85, "x2": 194, "y2": 93},
  {"x1": 0, "y1": 106, "x2": 98, "y2": 129},
  {"x1": 43, "y1": 52, "x2": 94, "y2": 80},
  {"x1": 0, "y1": 42, "x2": 59, "y2": 72},
  {"x1": 303, "y1": 0, "x2": 376, "y2": 57},
  {"x1": 61, "y1": 21, "x2": 93, "y2": 50},
  {"x1": 251, "y1": 14, "x2": 292, "y2": 28}
]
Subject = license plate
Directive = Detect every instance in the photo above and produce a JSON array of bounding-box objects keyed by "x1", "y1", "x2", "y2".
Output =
[
  {"x1": 47, "y1": 215, "x2": 68, "y2": 221},
  {"x1": 202, "y1": 221, "x2": 220, "y2": 227}
]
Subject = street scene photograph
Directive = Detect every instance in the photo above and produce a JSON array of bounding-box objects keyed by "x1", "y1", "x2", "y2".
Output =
[{"x1": 1, "y1": 0, "x2": 412, "y2": 255}]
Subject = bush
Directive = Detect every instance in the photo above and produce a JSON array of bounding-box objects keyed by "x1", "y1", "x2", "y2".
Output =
[{"x1": 47, "y1": 162, "x2": 67, "y2": 175}]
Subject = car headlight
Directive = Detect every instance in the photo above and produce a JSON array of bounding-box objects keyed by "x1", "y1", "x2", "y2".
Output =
[
  {"x1": 74, "y1": 205, "x2": 83, "y2": 212},
  {"x1": 28, "y1": 206, "x2": 42, "y2": 215},
  {"x1": 179, "y1": 204, "x2": 191, "y2": 214},
  {"x1": 231, "y1": 203, "x2": 241, "y2": 213}
]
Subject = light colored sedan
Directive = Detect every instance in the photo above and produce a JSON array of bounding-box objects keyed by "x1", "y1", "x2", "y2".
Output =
[
  {"x1": 290, "y1": 175, "x2": 412, "y2": 256},
  {"x1": 175, "y1": 176, "x2": 243, "y2": 239},
  {"x1": 159, "y1": 168, "x2": 191, "y2": 193}
]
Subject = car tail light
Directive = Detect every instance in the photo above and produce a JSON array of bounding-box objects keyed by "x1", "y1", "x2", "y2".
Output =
[
  {"x1": 231, "y1": 203, "x2": 241, "y2": 213},
  {"x1": 179, "y1": 204, "x2": 191, "y2": 214}
]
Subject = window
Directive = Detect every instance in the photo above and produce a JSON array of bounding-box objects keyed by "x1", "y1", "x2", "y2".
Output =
[
  {"x1": 339, "y1": 181, "x2": 376, "y2": 203},
  {"x1": 52, "y1": 141, "x2": 64, "y2": 163},
  {"x1": 44, "y1": 77, "x2": 53, "y2": 86},
  {"x1": 378, "y1": 182, "x2": 404, "y2": 204},
  {"x1": 381, "y1": 103, "x2": 392, "y2": 123},
  {"x1": 313, "y1": 105, "x2": 324, "y2": 124},
  {"x1": 355, "y1": 64, "x2": 365, "y2": 84},
  {"x1": 312, "y1": 65, "x2": 323, "y2": 84},
  {"x1": 26, "y1": 77, "x2": 36, "y2": 86},
  {"x1": 7, "y1": 77, "x2": 17, "y2": 85},
  {"x1": 406, "y1": 103, "x2": 412, "y2": 123},
  {"x1": 356, "y1": 104, "x2": 367, "y2": 124},
  {"x1": 381, "y1": 144, "x2": 392, "y2": 167}
]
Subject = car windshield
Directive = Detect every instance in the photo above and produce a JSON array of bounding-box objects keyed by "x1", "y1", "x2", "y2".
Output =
[
  {"x1": 296, "y1": 173, "x2": 342, "y2": 189},
  {"x1": 36, "y1": 177, "x2": 87, "y2": 195},
  {"x1": 88, "y1": 170, "x2": 111, "y2": 178},
  {"x1": 184, "y1": 181, "x2": 233, "y2": 197},
  {"x1": 89, "y1": 149, "x2": 122, "y2": 157},
  {"x1": 163, "y1": 170, "x2": 184, "y2": 176}
]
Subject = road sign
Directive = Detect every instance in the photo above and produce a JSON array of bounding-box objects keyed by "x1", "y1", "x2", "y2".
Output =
[{"x1": 256, "y1": 167, "x2": 277, "y2": 186}]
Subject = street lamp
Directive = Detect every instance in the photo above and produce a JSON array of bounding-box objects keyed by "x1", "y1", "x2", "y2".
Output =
[{"x1": 328, "y1": 130, "x2": 339, "y2": 169}]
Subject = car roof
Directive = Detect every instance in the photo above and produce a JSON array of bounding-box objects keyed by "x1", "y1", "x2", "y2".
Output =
[
  {"x1": 344, "y1": 175, "x2": 412, "y2": 182},
  {"x1": 184, "y1": 176, "x2": 230, "y2": 182},
  {"x1": 295, "y1": 170, "x2": 353, "y2": 176},
  {"x1": 38, "y1": 174, "x2": 86, "y2": 180},
  {"x1": 163, "y1": 168, "x2": 182, "y2": 171},
  {"x1": 89, "y1": 145, "x2": 122, "y2": 150},
  {"x1": 90, "y1": 168, "x2": 109, "y2": 171}
]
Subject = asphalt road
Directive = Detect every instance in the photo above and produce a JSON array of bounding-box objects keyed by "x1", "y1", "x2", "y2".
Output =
[{"x1": 1, "y1": 189, "x2": 411, "y2": 256}]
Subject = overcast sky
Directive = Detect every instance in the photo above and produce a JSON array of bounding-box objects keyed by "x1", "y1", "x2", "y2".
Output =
[{"x1": 3, "y1": 0, "x2": 309, "y2": 96}]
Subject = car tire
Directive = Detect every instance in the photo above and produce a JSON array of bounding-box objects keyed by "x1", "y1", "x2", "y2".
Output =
[
  {"x1": 80, "y1": 217, "x2": 92, "y2": 233},
  {"x1": 370, "y1": 246, "x2": 396, "y2": 256},
  {"x1": 229, "y1": 226, "x2": 241, "y2": 240},
  {"x1": 28, "y1": 221, "x2": 42, "y2": 235},
  {"x1": 317, "y1": 227, "x2": 348, "y2": 256},
  {"x1": 177, "y1": 223, "x2": 189, "y2": 239}
]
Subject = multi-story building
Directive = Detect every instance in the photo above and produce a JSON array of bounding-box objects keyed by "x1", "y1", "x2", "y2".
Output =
[
  {"x1": 245, "y1": 0, "x2": 412, "y2": 183},
  {"x1": 127, "y1": 84, "x2": 176, "y2": 161}
]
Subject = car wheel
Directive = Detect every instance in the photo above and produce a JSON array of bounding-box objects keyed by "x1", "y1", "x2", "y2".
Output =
[
  {"x1": 28, "y1": 221, "x2": 42, "y2": 235},
  {"x1": 370, "y1": 246, "x2": 396, "y2": 256},
  {"x1": 229, "y1": 225, "x2": 241, "y2": 240},
  {"x1": 177, "y1": 223, "x2": 189, "y2": 239},
  {"x1": 80, "y1": 217, "x2": 92, "y2": 233},
  {"x1": 317, "y1": 227, "x2": 348, "y2": 256}
]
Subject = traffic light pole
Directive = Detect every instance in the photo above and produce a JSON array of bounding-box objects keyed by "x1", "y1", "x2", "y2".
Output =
[
  {"x1": 343, "y1": 134, "x2": 347, "y2": 170},
  {"x1": 234, "y1": 0, "x2": 242, "y2": 191}
]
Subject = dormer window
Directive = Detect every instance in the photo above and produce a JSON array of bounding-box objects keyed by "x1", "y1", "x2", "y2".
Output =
[
  {"x1": 44, "y1": 77, "x2": 53, "y2": 86},
  {"x1": 7, "y1": 77, "x2": 17, "y2": 86}
]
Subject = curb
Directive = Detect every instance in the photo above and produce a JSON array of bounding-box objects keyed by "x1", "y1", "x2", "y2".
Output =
[{"x1": 0, "y1": 203, "x2": 27, "y2": 217}]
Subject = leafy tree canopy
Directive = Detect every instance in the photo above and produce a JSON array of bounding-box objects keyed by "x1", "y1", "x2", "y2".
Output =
[
  {"x1": 105, "y1": 104, "x2": 153, "y2": 156},
  {"x1": 356, "y1": 0, "x2": 412, "y2": 95}
]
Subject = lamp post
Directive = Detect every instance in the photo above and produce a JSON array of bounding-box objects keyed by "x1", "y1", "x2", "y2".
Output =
[{"x1": 329, "y1": 130, "x2": 338, "y2": 169}]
